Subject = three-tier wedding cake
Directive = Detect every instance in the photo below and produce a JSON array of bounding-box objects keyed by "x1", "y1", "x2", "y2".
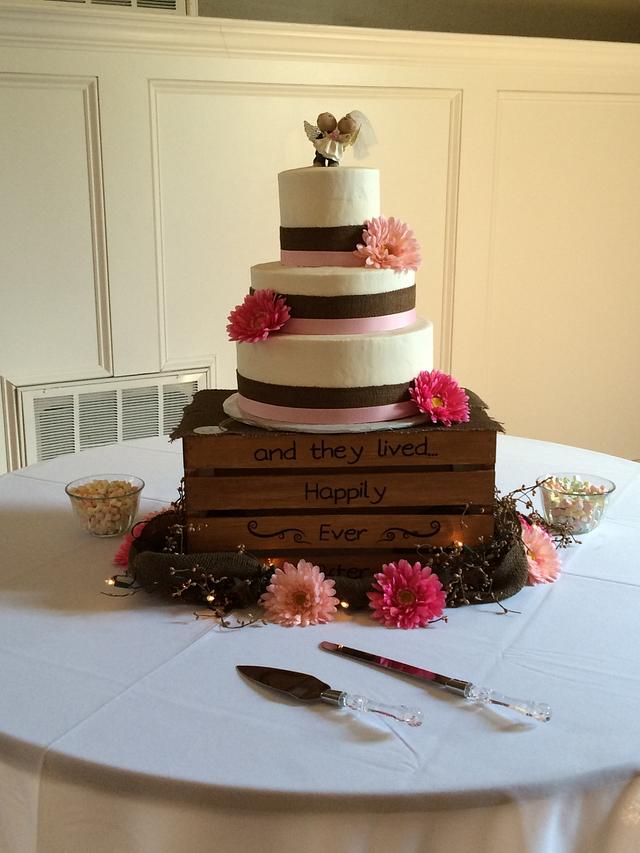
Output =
[{"x1": 229, "y1": 163, "x2": 433, "y2": 427}]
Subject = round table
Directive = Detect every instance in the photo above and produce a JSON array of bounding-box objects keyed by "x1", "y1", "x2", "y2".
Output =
[{"x1": 1, "y1": 435, "x2": 639, "y2": 853}]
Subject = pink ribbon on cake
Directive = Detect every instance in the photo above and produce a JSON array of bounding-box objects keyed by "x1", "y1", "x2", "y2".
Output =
[
  {"x1": 281, "y1": 250, "x2": 365, "y2": 268},
  {"x1": 281, "y1": 309, "x2": 416, "y2": 335},
  {"x1": 237, "y1": 395, "x2": 419, "y2": 425}
]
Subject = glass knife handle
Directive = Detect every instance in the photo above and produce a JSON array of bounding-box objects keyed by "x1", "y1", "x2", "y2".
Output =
[
  {"x1": 332, "y1": 691, "x2": 423, "y2": 726},
  {"x1": 464, "y1": 683, "x2": 552, "y2": 722}
]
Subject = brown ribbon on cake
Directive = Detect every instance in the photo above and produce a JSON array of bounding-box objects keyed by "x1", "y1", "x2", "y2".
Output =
[
  {"x1": 280, "y1": 225, "x2": 364, "y2": 252},
  {"x1": 236, "y1": 374, "x2": 412, "y2": 408},
  {"x1": 250, "y1": 285, "x2": 416, "y2": 319}
]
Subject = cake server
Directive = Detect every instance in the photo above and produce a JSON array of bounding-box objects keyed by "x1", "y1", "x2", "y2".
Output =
[
  {"x1": 236, "y1": 665, "x2": 423, "y2": 726},
  {"x1": 319, "y1": 642, "x2": 551, "y2": 722}
]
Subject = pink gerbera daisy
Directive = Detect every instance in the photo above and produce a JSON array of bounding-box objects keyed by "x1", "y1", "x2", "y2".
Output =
[
  {"x1": 409, "y1": 370, "x2": 470, "y2": 426},
  {"x1": 368, "y1": 559, "x2": 446, "y2": 629},
  {"x1": 113, "y1": 509, "x2": 166, "y2": 567},
  {"x1": 520, "y1": 519, "x2": 561, "y2": 584},
  {"x1": 260, "y1": 560, "x2": 339, "y2": 627},
  {"x1": 226, "y1": 289, "x2": 290, "y2": 343},
  {"x1": 354, "y1": 216, "x2": 421, "y2": 271}
]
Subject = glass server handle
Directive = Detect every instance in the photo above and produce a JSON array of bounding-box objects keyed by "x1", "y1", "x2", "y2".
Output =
[
  {"x1": 321, "y1": 690, "x2": 423, "y2": 726},
  {"x1": 464, "y1": 683, "x2": 552, "y2": 722}
]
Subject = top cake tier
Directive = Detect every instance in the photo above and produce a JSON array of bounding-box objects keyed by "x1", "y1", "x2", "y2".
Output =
[{"x1": 278, "y1": 167, "x2": 379, "y2": 267}]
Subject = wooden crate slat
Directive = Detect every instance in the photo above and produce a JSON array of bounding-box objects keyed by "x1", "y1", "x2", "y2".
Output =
[
  {"x1": 186, "y1": 512, "x2": 493, "y2": 551},
  {"x1": 184, "y1": 469, "x2": 495, "y2": 512},
  {"x1": 179, "y1": 548, "x2": 455, "y2": 577},
  {"x1": 183, "y1": 429, "x2": 496, "y2": 471},
  {"x1": 181, "y1": 403, "x2": 499, "y2": 559}
]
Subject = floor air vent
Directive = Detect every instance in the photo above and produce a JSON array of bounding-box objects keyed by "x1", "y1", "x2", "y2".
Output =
[
  {"x1": 34, "y1": 394, "x2": 76, "y2": 462},
  {"x1": 122, "y1": 385, "x2": 160, "y2": 441},
  {"x1": 19, "y1": 371, "x2": 207, "y2": 466},
  {"x1": 43, "y1": 0, "x2": 185, "y2": 12}
]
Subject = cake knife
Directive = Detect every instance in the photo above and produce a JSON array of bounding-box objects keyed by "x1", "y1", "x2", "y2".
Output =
[
  {"x1": 237, "y1": 665, "x2": 423, "y2": 726},
  {"x1": 319, "y1": 642, "x2": 551, "y2": 722}
]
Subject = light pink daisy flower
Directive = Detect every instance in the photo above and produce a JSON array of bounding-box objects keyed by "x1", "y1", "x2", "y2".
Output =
[
  {"x1": 226, "y1": 289, "x2": 290, "y2": 343},
  {"x1": 409, "y1": 369, "x2": 470, "y2": 426},
  {"x1": 520, "y1": 518, "x2": 561, "y2": 584},
  {"x1": 368, "y1": 559, "x2": 446, "y2": 629},
  {"x1": 354, "y1": 216, "x2": 421, "y2": 271},
  {"x1": 260, "y1": 560, "x2": 339, "y2": 627}
]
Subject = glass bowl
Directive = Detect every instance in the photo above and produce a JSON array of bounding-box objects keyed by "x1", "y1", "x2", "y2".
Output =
[
  {"x1": 537, "y1": 472, "x2": 615, "y2": 534},
  {"x1": 65, "y1": 474, "x2": 144, "y2": 537}
]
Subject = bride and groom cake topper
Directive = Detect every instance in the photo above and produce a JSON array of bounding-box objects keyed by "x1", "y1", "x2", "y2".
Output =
[{"x1": 304, "y1": 110, "x2": 376, "y2": 166}]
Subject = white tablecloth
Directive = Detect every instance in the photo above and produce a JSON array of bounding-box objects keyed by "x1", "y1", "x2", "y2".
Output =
[{"x1": 1, "y1": 435, "x2": 639, "y2": 853}]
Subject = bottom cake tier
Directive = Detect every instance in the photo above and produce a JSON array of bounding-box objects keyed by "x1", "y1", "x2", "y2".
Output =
[{"x1": 235, "y1": 318, "x2": 433, "y2": 424}]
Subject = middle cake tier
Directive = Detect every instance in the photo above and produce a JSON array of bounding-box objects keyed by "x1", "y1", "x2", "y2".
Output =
[
  {"x1": 251, "y1": 262, "x2": 417, "y2": 334},
  {"x1": 236, "y1": 318, "x2": 434, "y2": 424}
]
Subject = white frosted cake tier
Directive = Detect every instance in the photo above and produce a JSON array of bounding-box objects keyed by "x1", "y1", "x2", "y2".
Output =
[
  {"x1": 250, "y1": 263, "x2": 417, "y2": 334},
  {"x1": 237, "y1": 319, "x2": 432, "y2": 387},
  {"x1": 235, "y1": 319, "x2": 433, "y2": 425},
  {"x1": 251, "y1": 263, "x2": 415, "y2": 297},
  {"x1": 278, "y1": 167, "x2": 379, "y2": 228}
]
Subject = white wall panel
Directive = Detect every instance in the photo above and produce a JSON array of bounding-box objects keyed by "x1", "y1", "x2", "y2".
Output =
[
  {"x1": 151, "y1": 81, "x2": 460, "y2": 386},
  {"x1": 483, "y1": 92, "x2": 640, "y2": 457},
  {"x1": 98, "y1": 70, "x2": 165, "y2": 379},
  {"x1": 0, "y1": 73, "x2": 111, "y2": 385}
]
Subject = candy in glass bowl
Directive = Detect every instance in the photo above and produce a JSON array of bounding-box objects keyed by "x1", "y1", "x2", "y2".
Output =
[
  {"x1": 537, "y1": 473, "x2": 615, "y2": 534},
  {"x1": 65, "y1": 474, "x2": 144, "y2": 537}
]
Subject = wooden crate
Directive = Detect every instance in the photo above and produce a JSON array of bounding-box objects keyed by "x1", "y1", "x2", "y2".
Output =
[{"x1": 176, "y1": 391, "x2": 501, "y2": 575}]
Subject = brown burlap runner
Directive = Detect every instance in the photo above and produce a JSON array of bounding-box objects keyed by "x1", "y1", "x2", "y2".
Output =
[
  {"x1": 126, "y1": 510, "x2": 528, "y2": 611},
  {"x1": 170, "y1": 388, "x2": 503, "y2": 441}
]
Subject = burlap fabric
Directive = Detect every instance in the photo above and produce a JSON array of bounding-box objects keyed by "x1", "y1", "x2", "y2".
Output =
[{"x1": 127, "y1": 511, "x2": 528, "y2": 610}]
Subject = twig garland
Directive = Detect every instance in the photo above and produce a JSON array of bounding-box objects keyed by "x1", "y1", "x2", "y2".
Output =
[{"x1": 106, "y1": 482, "x2": 573, "y2": 618}]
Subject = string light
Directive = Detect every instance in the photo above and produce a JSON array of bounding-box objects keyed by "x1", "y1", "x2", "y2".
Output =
[
  {"x1": 102, "y1": 574, "x2": 138, "y2": 596},
  {"x1": 104, "y1": 481, "x2": 574, "y2": 614}
]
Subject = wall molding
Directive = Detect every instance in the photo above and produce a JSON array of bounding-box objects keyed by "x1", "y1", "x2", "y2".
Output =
[
  {"x1": 438, "y1": 89, "x2": 462, "y2": 373},
  {"x1": 1, "y1": 3, "x2": 640, "y2": 71},
  {"x1": 0, "y1": 71, "x2": 112, "y2": 384},
  {"x1": 83, "y1": 76, "x2": 113, "y2": 377},
  {"x1": 0, "y1": 378, "x2": 24, "y2": 472},
  {"x1": 483, "y1": 88, "x2": 640, "y2": 396},
  {"x1": 4, "y1": 366, "x2": 113, "y2": 386},
  {"x1": 148, "y1": 78, "x2": 461, "y2": 373}
]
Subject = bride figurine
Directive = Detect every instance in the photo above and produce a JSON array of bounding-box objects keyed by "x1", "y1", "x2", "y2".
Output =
[{"x1": 304, "y1": 112, "x2": 361, "y2": 166}]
